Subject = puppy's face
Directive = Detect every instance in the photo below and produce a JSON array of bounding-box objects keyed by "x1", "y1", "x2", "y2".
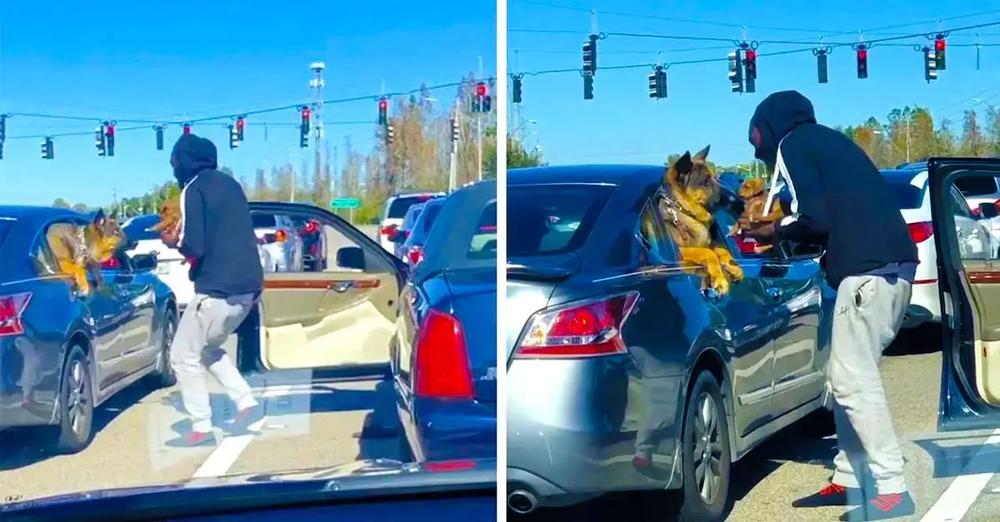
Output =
[
  {"x1": 738, "y1": 177, "x2": 766, "y2": 200},
  {"x1": 670, "y1": 145, "x2": 719, "y2": 206},
  {"x1": 151, "y1": 197, "x2": 181, "y2": 232},
  {"x1": 89, "y1": 210, "x2": 126, "y2": 262}
]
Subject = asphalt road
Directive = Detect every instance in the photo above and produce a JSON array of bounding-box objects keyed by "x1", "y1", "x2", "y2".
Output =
[
  {"x1": 0, "y1": 337, "x2": 403, "y2": 506},
  {"x1": 514, "y1": 324, "x2": 1000, "y2": 522}
]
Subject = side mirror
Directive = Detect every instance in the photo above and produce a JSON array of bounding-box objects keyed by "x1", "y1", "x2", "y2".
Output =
[
  {"x1": 979, "y1": 202, "x2": 999, "y2": 219},
  {"x1": 336, "y1": 246, "x2": 366, "y2": 271},
  {"x1": 132, "y1": 253, "x2": 158, "y2": 272}
]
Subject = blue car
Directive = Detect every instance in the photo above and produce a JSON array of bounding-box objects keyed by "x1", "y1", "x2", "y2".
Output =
[
  {"x1": 0, "y1": 206, "x2": 178, "y2": 453},
  {"x1": 392, "y1": 181, "x2": 497, "y2": 462},
  {"x1": 400, "y1": 197, "x2": 447, "y2": 269}
]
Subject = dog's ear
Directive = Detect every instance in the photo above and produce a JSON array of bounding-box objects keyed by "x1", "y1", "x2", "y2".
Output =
[
  {"x1": 93, "y1": 209, "x2": 107, "y2": 227},
  {"x1": 673, "y1": 151, "x2": 693, "y2": 175},
  {"x1": 694, "y1": 145, "x2": 711, "y2": 161}
]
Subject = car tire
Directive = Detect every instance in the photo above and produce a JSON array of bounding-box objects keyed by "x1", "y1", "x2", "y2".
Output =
[
  {"x1": 151, "y1": 308, "x2": 178, "y2": 388},
  {"x1": 677, "y1": 371, "x2": 732, "y2": 522},
  {"x1": 55, "y1": 346, "x2": 95, "y2": 454}
]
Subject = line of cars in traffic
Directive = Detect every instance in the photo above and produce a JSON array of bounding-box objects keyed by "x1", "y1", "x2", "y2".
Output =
[{"x1": 1, "y1": 183, "x2": 497, "y2": 475}]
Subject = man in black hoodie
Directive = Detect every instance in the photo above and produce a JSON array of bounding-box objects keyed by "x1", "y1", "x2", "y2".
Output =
[
  {"x1": 161, "y1": 134, "x2": 264, "y2": 446},
  {"x1": 745, "y1": 91, "x2": 918, "y2": 521}
]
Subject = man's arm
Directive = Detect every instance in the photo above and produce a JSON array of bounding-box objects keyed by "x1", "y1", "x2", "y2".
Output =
[
  {"x1": 773, "y1": 144, "x2": 830, "y2": 245},
  {"x1": 178, "y1": 186, "x2": 207, "y2": 260}
]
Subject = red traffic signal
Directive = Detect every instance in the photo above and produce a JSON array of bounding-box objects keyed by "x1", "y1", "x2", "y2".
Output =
[
  {"x1": 935, "y1": 36, "x2": 945, "y2": 52},
  {"x1": 236, "y1": 116, "x2": 245, "y2": 129},
  {"x1": 378, "y1": 98, "x2": 388, "y2": 111},
  {"x1": 301, "y1": 106, "x2": 312, "y2": 121},
  {"x1": 856, "y1": 45, "x2": 869, "y2": 79},
  {"x1": 476, "y1": 82, "x2": 488, "y2": 97},
  {"x1": 183, "y1": 123, "x2": 192, "y2": 135},
  {"x1": 105, "y1": 122, "x2": 115, "y2": 136}
]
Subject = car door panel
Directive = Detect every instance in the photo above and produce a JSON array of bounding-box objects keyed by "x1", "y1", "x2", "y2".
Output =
[{"x1": 928, "y1": 158, "x2": 1000, "y2": 430}]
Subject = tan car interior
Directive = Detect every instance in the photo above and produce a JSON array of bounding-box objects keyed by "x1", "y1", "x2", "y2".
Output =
[
  {"x1": 256, "y1": 217, "x2": 399, "y2": 370},
  {"x1": 958, "y1": 258, "x2": 1000, "y2": 405}
]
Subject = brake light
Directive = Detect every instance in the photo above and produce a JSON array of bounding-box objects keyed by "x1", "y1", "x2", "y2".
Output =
[
  {"x1": 734, "y1": 234, "x2": 759, "y2": 255},
  {"x1": 101, "y1": 257, "x2": 120, "y2": 269},
  {"x1": 0, "y1": 293, "x2": 32, "y2": 337},
  {"x1": 909, "y1": 222, "x2": 934, "y2": 244},
  {"x1": 407, "y1": 245, "x2": 424, "y2": 265},
  {"x1": 381, "y1": 224, "x2": 399, "y2": 239},
  {"x1": 515, "y1": 292, "x2": 639, "y2": 358},
  {"x1": 424, "y1": 459, "x2": 476, "y2": 472},
  {"x1": 275, "y1": 229, "x2": 288, "y2": 242},
  {"x1": 414, "y1": 309, "x2": 474, "y2": 399},
  {"x1": 303, "y1": 220, "x2": 319, "y2": 235}
]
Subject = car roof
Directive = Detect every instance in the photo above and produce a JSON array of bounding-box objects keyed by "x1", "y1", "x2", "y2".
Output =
[
  {"x1": 881, "y1": 168, "x2": 928, "y2": 187},
  {"x1": 0, "y1": 205, "x2": 84, "y2": 221},
  {"x1": 509, "y1": 164, "x2": 663, "y2": 191}
]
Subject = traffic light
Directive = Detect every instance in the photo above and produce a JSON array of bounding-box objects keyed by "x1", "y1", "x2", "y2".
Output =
[
  {"x1": 450, "y1": 118, "x2": 460, "y2": 143},
  {"x1": 378, "y1": 97, "x2": 388, "y2": 126},
  {"x1": 935, "y1": 34, "x2": 946, "y2": 70},
  {"x1": 95, "y1": 124, "x2": 107, "y2": 157},
  {"x1": 235, "y1": 115, "x2": 245, "y2": 141},
  {"x1": 183, "y1": 123, "x2": 192, "y2": 135},
  {"x1": 512, "y1": 75, "x2": 523, "y2": 104},
  {"x1": 155, "y1": 126, "x2": 164, "y2": 151},
  {"x1": 924, "y1": 46, "x2": 938, "y2": 82},
  {"x1": 229, "y1": 124, "x2": 240, "y2": 149},
  {"x1": 582, "y1": 35, "x2": 598, "y2": 74},
  {"x1": 583, "y1": 73, "x2": 594, "y2": 100},
  {"x1": 728, "y1": 49, "x2": 744, "y2": 92},
  {"x1": 743, "y1": 47, "x2": 757, "y2": 93},
  {"x1": 105, "y1": 121, "x2": 115, "y2": 157},
  {"x1": 856, "y1": 45, "x2": 869, "y2": 79},
  {"x1": 386, "y1": 124, "x2": 395, "y2": 145},
  {"x1": 648, "y1": 66, "x2": 667, "y2": 99},
  {"x1": 482, "y1": 94, "x2": 492, "y2": 112},
  {"x1": 472, "y1": 82, "x2": 490, "y2": 113},
  {"x1": 816, "y1": 49, "x2": 829, "y2": 84},
  {"x1": 300, "y1": 106, "x2": 311, "y2": 148},
  {"x1": 41, "y1": 137, "x2": 53, "y2": 160}
]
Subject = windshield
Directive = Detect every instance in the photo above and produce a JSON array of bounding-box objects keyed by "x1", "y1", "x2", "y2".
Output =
[
  {"x1": 386, "y1": 195, "x2": 436, "y2": 219},
  {"x1": 883, "y1": 174, "x2": 927, "y2": 209},
  {"x1": 508, "y1": 184, "x2": 614, "y2": 257},
  {"x1": 0, "y1": 1, "x2": 496, "y2": 513}
]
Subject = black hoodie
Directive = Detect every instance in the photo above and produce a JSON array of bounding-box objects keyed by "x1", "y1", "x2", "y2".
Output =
[
  {"x1": 172, "y1": 134, "x2": 263, "y2": 297},
  {"x1": 748, "y1": 91, "x2": 917, "y2": 288}
]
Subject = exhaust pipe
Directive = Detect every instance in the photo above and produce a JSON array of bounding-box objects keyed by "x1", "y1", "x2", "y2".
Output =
[{"x1": 508, "y1": 489, "x2": 538, "y2": 515}]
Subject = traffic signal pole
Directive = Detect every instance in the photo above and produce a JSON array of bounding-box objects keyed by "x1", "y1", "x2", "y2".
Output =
[
  {"x1": 449, "y1": 100, "x2": 459, "y2": 192},
  {"x1": 477, "y1": 56, "x2": 484, "y2": 182}
]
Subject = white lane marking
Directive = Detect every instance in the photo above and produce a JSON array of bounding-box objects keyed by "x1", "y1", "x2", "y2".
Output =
[
  {"x1": 921, "y1": 428, "x2": 1000, "y2": 522},
  {"x1": 192, "y1": 386, "x2": 290, "y2": 479}
]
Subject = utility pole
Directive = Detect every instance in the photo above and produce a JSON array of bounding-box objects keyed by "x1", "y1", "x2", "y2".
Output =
[
  {"x1": 477, "y1": 56, "x2": 484, "y2": 182},
  {"x1": 310, "y1": 61, "x2": 326, "y2": 199}
]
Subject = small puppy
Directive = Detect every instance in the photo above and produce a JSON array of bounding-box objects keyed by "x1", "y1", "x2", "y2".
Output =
[
  {"x1": 151, "y1": 197, "x2": 181, "y2": 234},
  {"x1": 732, "y1": 177, "x2": 785, "y2": 236}
]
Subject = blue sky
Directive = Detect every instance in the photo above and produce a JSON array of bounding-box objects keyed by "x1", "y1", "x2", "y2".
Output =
[
  {"x1": 508, "y1": 0, "x2": 1000, "y2": 167},
  {"x1": 0, "y1": 1, "x2": 495, "y2": 206}
]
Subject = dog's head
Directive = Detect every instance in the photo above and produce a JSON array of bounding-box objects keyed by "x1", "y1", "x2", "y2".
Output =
[
  {"x1": 667, "y1": 145, "x2": 719, "y2": 206},
  {"x1": 87, "y1": 210, "x2": 127, "y2": 262},
  {"x1": 738, "y1": 177, "x2": 767, "y2": 200}
]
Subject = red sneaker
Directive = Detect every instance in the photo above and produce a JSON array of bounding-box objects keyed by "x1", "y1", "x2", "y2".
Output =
[
  {"x1": 841, "y1": 491, "x2": 916, "y2": 521},
  {"x1": 792, "y1": 483, "x2": 864, "y2": 507}
]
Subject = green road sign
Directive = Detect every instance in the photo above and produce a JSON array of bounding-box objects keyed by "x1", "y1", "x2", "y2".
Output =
[{"x1": 330, "y1": 197, "x2": 361, "y2": 209}]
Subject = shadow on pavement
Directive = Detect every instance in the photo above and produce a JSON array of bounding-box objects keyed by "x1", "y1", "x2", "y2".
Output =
[
  {"x1": 0, "y1": 377, "x2": 163, "y2": 471},
  {"x1": 885, "y1": 322, "x2": 943, "y2": 357},
  {"x1": 914, "y1": 433, "x2": 1000, "y2": 479}
]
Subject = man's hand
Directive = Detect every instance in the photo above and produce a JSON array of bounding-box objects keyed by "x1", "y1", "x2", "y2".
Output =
[
  {"x1": 161, "y1": 224, "x2": 180, "y2": 249},
  {"x1": 745, "y1": 222, "x2": 778, "y2": 245}
]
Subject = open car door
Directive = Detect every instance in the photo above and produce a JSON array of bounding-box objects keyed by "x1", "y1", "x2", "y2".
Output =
[
  {"x1": 928, "y1": 158, "x2": 1000, "y2": 430},
  {"x1": 239, "y1": 202, "x2": 405, "y2": 378}
]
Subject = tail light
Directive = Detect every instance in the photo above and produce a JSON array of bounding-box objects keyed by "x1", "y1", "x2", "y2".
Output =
[
  {"x1": 302, "y1": 220, "x2": 319, "y2": 235},
  {"x1": 414, "y1": 309, "x2": 474, "y2": 399},
  {"x1": 101, "y1": 257, "x2": 120, "y2": 269},
  {"x1": 275, "y1": 229, "x2": 288, "y2": 242},
  {"x1": 515, "y1": 292, "x2": 639, "y2": 358},
  {"x1": 0, "y1": 293, "x2": 32, "y2": 337},
  {"x1": 381, "y1": 224, "x2": 399, "y2": 239},
  {"x1": 734, "y1": 234, "x2": 759, "y2": 255},
  {"x1": 407, "y1": 245, "x2": 424, "y2": 265},
  {"x1": 909, "y1": 222, "x2": 934, "y2": 244}
]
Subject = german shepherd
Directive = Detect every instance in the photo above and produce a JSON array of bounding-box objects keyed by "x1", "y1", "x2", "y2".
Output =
[
  {"x1": 660, "y1": 146, "x2": 743, "y2": 295},
  {"x1": 46, "y1": 210, "x2": 127, "y2": 295}
]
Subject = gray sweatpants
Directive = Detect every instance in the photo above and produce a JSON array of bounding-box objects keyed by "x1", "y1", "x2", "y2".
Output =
[
  {"x1": 169, "y1": 293, "x2": 258, "y2": 433},
  {"x1": 828, "y1": 275, "x2": 911, "y2": 495}
]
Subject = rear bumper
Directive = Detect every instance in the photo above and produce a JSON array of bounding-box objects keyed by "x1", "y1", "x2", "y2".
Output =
[
  {"x1": 904, "y1": 279, "x2": 940, "y2": 328},
  {"x1": 400, "y1": 397, "x2": 496, "y2": 463},
  {"x1": 507, "y1": 356, "x2": 683, "y2": 505}
]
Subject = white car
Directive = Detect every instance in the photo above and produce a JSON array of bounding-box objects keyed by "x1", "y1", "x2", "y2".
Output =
[
  {"x1": 251, "y1": 212, "x2": 304, "y2": 272},
  {"x1": 883, "y1": 168, "x2": 995, "y2": 327},
  {"x1": 378, "y1": 192, "x2": 445, "y2": 252},
  {"x1": 122, "y1": 214, "x2": 195, "y2": 309}
]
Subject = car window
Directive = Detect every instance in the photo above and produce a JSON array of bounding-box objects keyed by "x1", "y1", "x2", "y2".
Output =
[
  {"x1": 955, "y1": 176, "x2": 999, "y2": 197},
  {"x1": 33, "y1": 220, "x2": 72, "y2": 276},
  {"x1": 122, "y1": 215, "x2": 162, "y2": 242},
  {"x1": 386, "y1": 195, "x2": 436, "y2": 219},
  {"x1": 467, "y1": 200, "x2": 497, "y2": 260},
  {"x1": 638, "y1": 198, "x2": 677, "y2": 265},
  {"x1": 885, "y1": 177, "x2": 927, "y2": 210},
  {"x1": 421, "y1": 203, "x2": 443, "y2": 233},
  {"x1": 251, "y1": 213, "x2": 277, "y2": 229},
  {"x1": 950, "y1": 173, "x2": 1000, "y2": 261},
  {"x1": 0, "y1": 219, "x2": 13, "y2": 249},
  {"x1": 508, "y1": 184, "x2": 614, "y2": 257},
  {"x1": 253, "y1": 209, "x2": 392, "y2": 274},
  {"x1": 950, "y1": 187, "x2": 973, "y2": 218}
]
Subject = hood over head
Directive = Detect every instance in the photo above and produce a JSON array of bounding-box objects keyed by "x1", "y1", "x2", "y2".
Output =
[
  {"x1": 170, "y1": 134, "x2": 218, "y2": 187},
  {"x1": 748, "y1": 90, "x2": 816, "y2": 166}
]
